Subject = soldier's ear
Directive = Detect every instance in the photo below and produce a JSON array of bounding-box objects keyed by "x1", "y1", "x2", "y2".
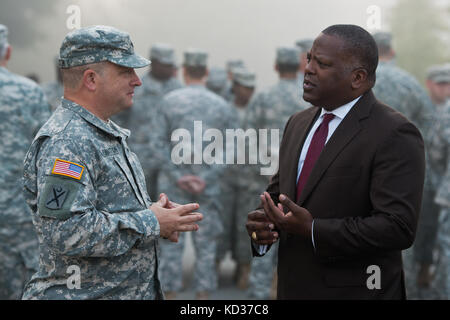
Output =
[
  {"x1": 82, "y1": 69, "x2": 98, "y2": 91},
  {"x1": 3, "y1": 45, "x2": 12, "y2": 63}
]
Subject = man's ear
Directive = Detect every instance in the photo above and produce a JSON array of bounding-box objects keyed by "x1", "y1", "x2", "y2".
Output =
[
  {"x1": 82, "y1": 69, "x2": 98, "y2": 91},
  {"x1": 2, "y1": 45, "x2": 12, "y2": 63},
  {"x1": 351, "y1": 68, "x2": 368, "y2": 90}
]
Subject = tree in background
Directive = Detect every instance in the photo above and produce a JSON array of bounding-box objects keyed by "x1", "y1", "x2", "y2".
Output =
[{"x1": 389, "y1": 0, "x2": 450, "y2": 86}]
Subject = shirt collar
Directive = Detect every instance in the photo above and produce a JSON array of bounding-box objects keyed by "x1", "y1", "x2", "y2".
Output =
[
  {"x1": 62, "y1": 98, "x2": 130, "y2": 139},
  {"x1": 319, "y1": 95, "x2": 362, "y2": 120}
]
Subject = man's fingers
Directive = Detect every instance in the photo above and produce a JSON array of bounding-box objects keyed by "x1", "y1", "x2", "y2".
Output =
[
  {"x1": 279, "y1": 194, "x2": 297, "y2": 212},
  {"x1": 174, "y1": 203, "x2": 200, "y2": 215},
  {"x1": 179, "y1": 213, "x2": 203, "y2": 224},
  {"x1": 176, "y1": 223, "x2": 200, "y2": 232},
  {"x1": 248, "y1": 210, "x2": 270, "y2": 222},
  {"x1": 246, "y1": 221, "x2": 274, "y2": 234}
]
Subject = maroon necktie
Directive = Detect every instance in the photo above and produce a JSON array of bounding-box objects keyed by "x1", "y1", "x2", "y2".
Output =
[{"x1": 296, "y1": 113, "x2": 335, "y2": 201}]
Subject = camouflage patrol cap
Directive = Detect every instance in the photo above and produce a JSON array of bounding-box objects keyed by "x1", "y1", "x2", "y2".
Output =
[
  {"x1": 226, "y1": 59, "x2": 245, "y2": 73},
  {"x1": 150, "y1": 43, "x2": 176, "y2": 65},
  {"x1": 58, "y1": 25, "x2": 150, "y2": 69},
  {"x1": 183, "y1": 48, "x2": 208, "y2": 67},
  {"x1": 372, "y1": 32, "x2": 392, "y2": 49},
  {"x1": 207, "y1": 67, "x2": 227, "y2": 89},
  {"x1": 427, "y1": 64, "x2": 450, "y2": 83},
  {"x1": 0, "y1": 24, "x2": 8, "y2": 46},
  {"x1": 233, "y1": 68, "x2": 256, "y2": 88},
  {"x1": 276, "y1": 47, "x2": 300, "y2": 65},
  {"x1": 295, "y1": 39, "x2": 313, "y2": 53}
]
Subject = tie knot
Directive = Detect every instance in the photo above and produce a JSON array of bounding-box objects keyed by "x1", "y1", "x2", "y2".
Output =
[{"x1": 322, "y1": 113, "x2": 335, "y2": 124}]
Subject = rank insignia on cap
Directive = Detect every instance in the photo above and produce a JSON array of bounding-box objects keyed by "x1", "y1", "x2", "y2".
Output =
[{"x1": 51, "y1": 158, "x2": 84, "y2": 180}]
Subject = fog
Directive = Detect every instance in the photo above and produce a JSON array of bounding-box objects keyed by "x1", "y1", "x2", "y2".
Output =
[{"x1": 0, "y1": 0, "x2": 414, "y2": 88}]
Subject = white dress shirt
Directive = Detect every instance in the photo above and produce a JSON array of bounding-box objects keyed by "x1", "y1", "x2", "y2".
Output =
[{"x1": 255, "y1": 96, "x2": 362, "y2": 255}]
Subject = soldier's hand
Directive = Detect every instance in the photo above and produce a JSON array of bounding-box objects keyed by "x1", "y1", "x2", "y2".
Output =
[
  {"x1": 246, "y1": 208, "x2": 279, "y2": 246},
  {"x1": 151, "y1": 202, "x2": 203, "y2": 242},
  {"x1": 177, "y1": 175, "x2": 206, "y2": 195}
]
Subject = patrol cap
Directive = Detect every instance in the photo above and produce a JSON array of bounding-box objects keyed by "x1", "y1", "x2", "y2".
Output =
[
  {"x1": 226, "y1": 59, "x2": 245, "y2": 73},
  {"x1": 58, "y1": 25, "x2": 150, "y2": 69},
  {"x1": 150, "y1": 43, "x2": 176, "y2": 65},
  {"x1": 276, "y1": 47, "x2": 300, "y2": 65},
  {"x1": 0, "y1": 24, "x2": 8, "y2": 46},
  {"x1": 233, "y1": 68, "x2": 256, "y2": 88},
  {"x1": 183, "y1": 48, "x2": 208, "y2": 67},
  {"x1": 207, "y1": 67, "x2": 227, "y2": 89},
  {"x1": 427, "y1": 64, "x2": 450, "y2": 83},
  {"x1": 295, "y1": 39, "x2": 313, "y2": 53},
  {"x1": 372, "y1": 32, "x2": 392, "y2": 49}
]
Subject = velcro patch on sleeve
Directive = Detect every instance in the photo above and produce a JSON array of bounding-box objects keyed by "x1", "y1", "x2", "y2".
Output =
[{"x1": 51, "y1": 158, "x2": 84, "y2": 180}]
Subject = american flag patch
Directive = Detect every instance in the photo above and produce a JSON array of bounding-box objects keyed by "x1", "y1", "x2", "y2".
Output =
[{"x1": 51, "y1": 158, "x2": 84, "y2": 180}]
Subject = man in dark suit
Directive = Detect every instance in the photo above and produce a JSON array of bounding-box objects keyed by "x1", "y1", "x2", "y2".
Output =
[{"x1": 246, "y1": 24, "x2": 425, "y2": 299}]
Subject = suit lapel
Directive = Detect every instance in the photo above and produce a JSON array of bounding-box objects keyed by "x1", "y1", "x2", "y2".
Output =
[
  {"x1": 287, "y1": 107, "x2": 321, "y2": 201},
  {"x1": 297, "y1": 91, "x2": 375, "y2": 205}
]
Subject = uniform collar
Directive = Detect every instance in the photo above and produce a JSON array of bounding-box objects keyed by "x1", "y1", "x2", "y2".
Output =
[{"x1": 62, "y1": 98, "x2": 130, "y2": 139}]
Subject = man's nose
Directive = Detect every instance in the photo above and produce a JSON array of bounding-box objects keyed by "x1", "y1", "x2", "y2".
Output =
[{"x1": 131, "y1": 70, "x2": 142, "y2": 86}]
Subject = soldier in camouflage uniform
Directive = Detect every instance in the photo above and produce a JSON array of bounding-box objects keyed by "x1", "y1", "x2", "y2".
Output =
[
  {"x1": 155, "y1": 49, "x2": 235, "y2": 300},
  {"x1": 42, "y1": 56, "x2": 63, "y2": 112},
  {"x1": 372, "y1": 32, "x2": 437, "y2": 299},
  {"x1": 216, "y1": 68, "x2": 256, "y2": 290},
  {"x1": 21, "y1": 26, "x2": 203, "y2": 300},
  {"x1": 206, "y1": 67, "x2": 227, "y2": 96},
  {"x1": 122, "y1": 43, "x2": 183, "y2": 202},
  {"x1": 295, "y1": 38, "x2": 313, "y2": 103},
  {"x1": 246, "y1": 47, "x2": 309, "y2": 299},
  {"x1": 427, "y1": 65, "x2": 450, "y2": 299},
  {"x1": 221, "y1": 59, "x2": 245, "y2": 102},
  {"x1": 0, "y1": 24, "x2": 51, "y2": 300}
]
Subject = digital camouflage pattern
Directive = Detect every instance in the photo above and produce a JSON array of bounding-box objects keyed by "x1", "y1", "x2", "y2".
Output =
[
  {"x1": 431, "y1": 99, "x2": 450, "y2": 299},
  {"x1": 21, "y1": 99, "x2": 163, "y2": 300},
  {"x1": 0, "y1": 66, "x2": 51, "y2": 299},
  {"x1": 154, "y1": 85, "x2": 234, "y2": 293},
  {"x1": 58, "y1": 25, "x2": 150, "y2": 69}
]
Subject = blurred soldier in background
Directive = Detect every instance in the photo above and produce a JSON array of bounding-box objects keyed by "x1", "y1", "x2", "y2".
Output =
[
  {"x1": 0, "y1": 24, "x2": 51, "y2": 299},
  {"x1": 372, "y1": 31, "x2": 436, "y2": 299},
  {"x1": 125, "y1": 43, "x2": 183, "y2": 201},
  {"x1": 42, "y1": 56, "x2": 63, "y2": 112},
  {"x1": 206, "y1": 67, "x2": 227, "y2": 96},
  {"x1": 21, "y1": 25, "x2": 202, "y2": 300},
  {"x1": 156, "y1": 49, "x2": 235, "y2": 300},
  {"x1": 221, "y1": 59, "x2": 245, "y2": 102},
  {"x1": 295, "y1": 38, "x2": 313, "y2": 102},
  {"x1": 246, "y1": 46, "x2": 309, "y2": 299},
  {"x1": 427, "y1": 64, "x2": 450, "y2": 299},
  {"x1": 216, "y1": 68, "x2": 256, "y2": 290}
]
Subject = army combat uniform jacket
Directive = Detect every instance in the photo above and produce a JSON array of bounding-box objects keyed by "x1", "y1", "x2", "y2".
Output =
[{"x1": 22, "y1": 99, "x2": 163, "y2": 300}]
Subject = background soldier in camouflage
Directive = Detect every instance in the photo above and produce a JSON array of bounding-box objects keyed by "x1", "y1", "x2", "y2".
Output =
[
  {"x1": 42, "y1": 56, "x2": 63, "y2": 112},
  {"x1": 21, "y1": 26, "x2": 203, "y2": 300},
  {"x1": 155, "y1": 49, "x2": 235, "y2": 299},
  {"x1": 295, "y1": 38, "x2": 313, "y2": 103},
  {"x1": 372, "y1": 32, "x2": 437, "y2": 299},
  {"x1": 216, "y1": 68, "x2": 256, "y2": 290},
  {"x1": 120, "y1": 43, "x2": 183, "y2": 202},
  {"x1": 221, "y1": 59, "x2": 245, "y2": 102},
  {"x1": 206, "y1": 67, "x2": 227, "y2": 96},
  {"x1": 246, "y1": 47, "x2": 309, "y2": 299},
  {"x1": 0, "y1": 24, "x2": 51, "y2": 299},
  {"x1": 427, "y1": 65, "x2": 450, "y2": 299}
]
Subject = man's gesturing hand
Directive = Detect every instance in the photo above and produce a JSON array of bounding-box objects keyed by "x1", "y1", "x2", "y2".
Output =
[
  {"x1": 151, "y1": 194, "x2": 203, "y2": 242},
  {"x1": 261, "y1": 192, "x2": 313, "y2": 238},
  {"x1": 246, "y1": 208, "x2": 279, "y2": 246}
]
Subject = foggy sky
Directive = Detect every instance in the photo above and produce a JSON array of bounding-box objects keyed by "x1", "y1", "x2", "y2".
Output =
[{"x1": 2, "y1": 0, "x2": 398, "y2": 88}]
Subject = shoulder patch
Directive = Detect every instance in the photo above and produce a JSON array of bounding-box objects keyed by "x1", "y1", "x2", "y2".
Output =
[{"x1": 51, "y1": 158, "x2": 84, "y2": 180}]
